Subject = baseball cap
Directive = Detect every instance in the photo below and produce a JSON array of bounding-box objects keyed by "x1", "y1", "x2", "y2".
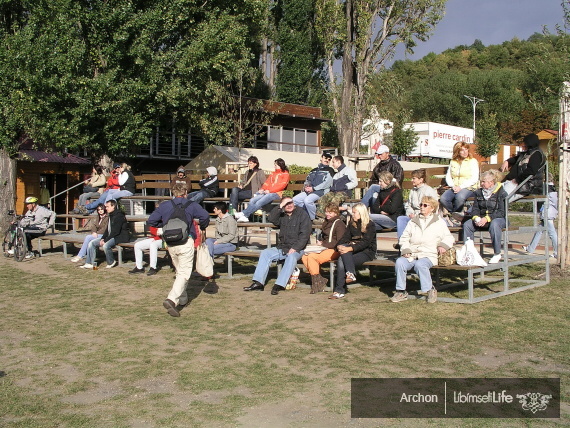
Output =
[
  {"x1": 177, "y1": 166, "x2": 185, "y2": 173},
  {"x1": 113, "y1": 162, "x2": 121, "y2": 169},
  {"x1": 322, "y1": 152, "x2": 332, "y2": 160},
  {"x1": 375, "y1": 145, "x2": 390, "y2": 155}
]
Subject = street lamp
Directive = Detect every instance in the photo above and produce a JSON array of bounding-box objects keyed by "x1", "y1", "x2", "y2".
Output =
[{"x1": 464, "y1": 95, "x2": 485, "y2": 142}]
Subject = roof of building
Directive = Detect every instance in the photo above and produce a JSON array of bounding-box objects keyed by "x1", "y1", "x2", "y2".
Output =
[{"x1": 17, "y1": 139, "x2": 91, "y2": 164}]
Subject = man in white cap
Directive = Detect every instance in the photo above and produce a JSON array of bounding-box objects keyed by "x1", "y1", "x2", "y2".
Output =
[
  {"x1": 187, "y1": 166, "x2": 219, "y2": 204},
  {"x1": 361, "y1": 145, "x2": 403, "y2": 208}
]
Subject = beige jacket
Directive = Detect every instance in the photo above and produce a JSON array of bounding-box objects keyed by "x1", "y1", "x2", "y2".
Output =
[{"x1": 399, "y1": 213, "x2": 455, "y2": 265}]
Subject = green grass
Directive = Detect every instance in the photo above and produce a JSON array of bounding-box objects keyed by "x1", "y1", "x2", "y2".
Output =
[{"x1": 0, "y1": 257, "x2": 568, "y2": 427}]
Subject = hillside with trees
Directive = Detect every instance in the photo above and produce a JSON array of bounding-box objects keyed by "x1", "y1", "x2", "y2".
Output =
[{"x1": 369, "y1": 33, "x2": 569, "y2": 148}]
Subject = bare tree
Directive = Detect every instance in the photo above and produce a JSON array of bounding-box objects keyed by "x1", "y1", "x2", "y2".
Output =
[{"x1": 316, "y1": 0, "x2": 446, "y2": 155}]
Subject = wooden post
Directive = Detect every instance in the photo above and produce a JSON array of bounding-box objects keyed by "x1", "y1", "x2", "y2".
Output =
[{"x1": 558, "y1": 82, "x2": 570, "y2": 269}]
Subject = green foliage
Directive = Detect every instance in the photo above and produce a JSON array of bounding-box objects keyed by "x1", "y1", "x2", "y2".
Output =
[
  {"x1": 0, "y1": 0, "x2": 266, "y2": 157},
  {"x1": 475, "y1": 113, "x2": 501, "y2": 159},
  {"x1": 282, "y1": 164, "x2": 312, "y2": 197},
  {"x1": 390, "y1": 124, "x2": 418, "y2": 157}
]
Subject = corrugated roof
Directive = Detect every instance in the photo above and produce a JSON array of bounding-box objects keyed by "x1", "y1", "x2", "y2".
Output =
[{"x1": 18, "y1": 149, "x2": 91, "y2": 164}]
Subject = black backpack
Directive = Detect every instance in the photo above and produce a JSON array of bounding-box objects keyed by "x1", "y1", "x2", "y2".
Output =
[{"x1": 162, "y1": 200, "x2": 192, "y2": 245}]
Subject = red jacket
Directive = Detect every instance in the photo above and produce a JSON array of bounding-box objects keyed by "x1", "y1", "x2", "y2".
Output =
[
  {"x1": 260, "y1": 169, "x2": 289, "y2": 196},
  {"x1": 105, "y1": 172, "x2": 120, "y2": 191}
]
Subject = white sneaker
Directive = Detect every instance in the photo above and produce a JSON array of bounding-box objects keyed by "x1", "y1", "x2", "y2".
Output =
[
  {"x1": 70, "y1": 256, "x2": 83, "y2": 262},
  {"x1": 106, "y1": 261, "x2": 117, "y2": 268},
  {"x1": 25, "y1": 252, "x2": 34, "y2": 259},
  {"x1": 236, "y1": 216, "x2": 249, "y2": 223},
  {"x1": 234, "y1": 211, "x2": 244, "y2": 219},
  {"x1": 522, "y1": 245, "x2": 530, "y2": 253},
  {"x1": 80, "y1": 263, "x2": 94, "y2": 269},
  {"x1": 489, "y1": 254, "x2": 502, "y2": 264},
  {"x1": 7, "y1": 249, "x2": 14, "y2": 255}
]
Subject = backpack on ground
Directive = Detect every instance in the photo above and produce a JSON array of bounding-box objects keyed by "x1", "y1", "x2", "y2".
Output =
[{"x1": 162, "y1": 200, "x2": 192, "y2": 245}]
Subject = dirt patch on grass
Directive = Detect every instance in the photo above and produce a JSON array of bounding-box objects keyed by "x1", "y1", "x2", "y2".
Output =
[{"x1": 1, "y1": 253, "x2": 568, "y2": 426}]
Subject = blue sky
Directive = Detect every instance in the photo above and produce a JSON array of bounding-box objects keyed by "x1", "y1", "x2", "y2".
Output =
[{"x1": 393, "y1": 0, "x2": 567, "y2": 62}]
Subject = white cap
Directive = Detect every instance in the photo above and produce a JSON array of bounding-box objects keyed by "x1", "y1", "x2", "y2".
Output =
[
  {"x1": 375, "y1": 145, "x2": 390, "y2": 155},
  {"x1": 206, "y1": 167, "x2": 217, "y2": 176}
]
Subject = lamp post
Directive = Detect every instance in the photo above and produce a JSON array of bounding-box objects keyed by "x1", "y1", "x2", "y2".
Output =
[{"x1": 464, "y1": 95, "x2": 485, "y2": 142}]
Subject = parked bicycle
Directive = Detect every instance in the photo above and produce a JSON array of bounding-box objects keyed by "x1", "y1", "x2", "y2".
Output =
[{"x1": 3, "y1": 210, "x2": 28, "y2": 261}]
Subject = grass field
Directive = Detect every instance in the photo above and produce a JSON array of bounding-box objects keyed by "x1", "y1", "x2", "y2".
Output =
[{"x1": 0, "y1": 254, "x2": 567, "y2": 427}]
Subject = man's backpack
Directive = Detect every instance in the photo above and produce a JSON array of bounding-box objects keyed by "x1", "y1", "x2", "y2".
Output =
[{"x1": 162, "y1": 200, "x2": 192, "y2": 245}]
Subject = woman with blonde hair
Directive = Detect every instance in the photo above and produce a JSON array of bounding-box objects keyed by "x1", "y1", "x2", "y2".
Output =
[
  {"x1": 391, "y1": 196, "x2": 454, "y2": 304},
  {"x1": 329, "y1": 203, "x2": 376, "y2": 299},
  {"x1": 369, "y1": 171, "x2": 405, "y2": 230},
  {"x1": 440, "y1": 142, "x2": 479, "y2": 221},
  {"x1": 302, "y1": 203, "x2": 346, "y2": 294}
]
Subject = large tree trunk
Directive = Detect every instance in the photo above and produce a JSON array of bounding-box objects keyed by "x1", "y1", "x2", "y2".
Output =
[{"x1": 0, "y1": 148, "x2": 17, "y2": 232}]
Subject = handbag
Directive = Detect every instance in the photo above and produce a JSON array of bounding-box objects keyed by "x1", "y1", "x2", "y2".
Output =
[
  {"x1": 438, "y1": 247, "x2": 456, "y2": 266},
  {"x1": 195, "y1": 243, "x2": 214, "y2": 277},
  {"x1": 456, "y1": 238, "x2": 487, "y2": 267}
]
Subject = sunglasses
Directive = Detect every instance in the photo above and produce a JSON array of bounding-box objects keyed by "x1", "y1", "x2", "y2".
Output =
[{"x1": 420, "y1": 203, "x2": 430, "y2": 208}]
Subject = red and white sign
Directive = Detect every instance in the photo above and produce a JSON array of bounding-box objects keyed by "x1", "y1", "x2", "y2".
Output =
[{"x1": 405, "y1": 122, "x2": 474, "y2": 159}]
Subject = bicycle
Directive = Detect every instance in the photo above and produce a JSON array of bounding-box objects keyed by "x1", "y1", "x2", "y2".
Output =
[{"x1": 3, "y1": 210, "x2": 28, "y2": 262}]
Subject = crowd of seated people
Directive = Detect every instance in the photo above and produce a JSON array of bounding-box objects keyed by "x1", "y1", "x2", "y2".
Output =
[{"x1": 48, "y1": 134, "x2": 548, "y2": 311}]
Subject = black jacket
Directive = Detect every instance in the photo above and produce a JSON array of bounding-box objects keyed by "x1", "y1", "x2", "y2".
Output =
[
  {"x1": 370, "y1": 157, "x2": 404, "y2": 186},
  {"x1": 504, "y1": 146, "x2": 545, "y2": 195},
  {"x1": 338, "y1": 219, "x2": 377, "y2": 259},
  {"x1": 268, "y1": 205, "x2": 312, "y2": 253},
  {"x1": 370, "y1": 185, "x2": 405, "y2": 222},
  {"x1": 470, "y1": 184, "x2": 508, "y2": 221},
  {"x1": 101, "y1": 209, "x2": 130, "y2": 244}
]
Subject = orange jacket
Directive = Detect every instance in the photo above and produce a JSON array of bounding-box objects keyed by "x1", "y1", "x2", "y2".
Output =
[{"x1": 260, "y1": 169, "x2": 290, "y2": 196}]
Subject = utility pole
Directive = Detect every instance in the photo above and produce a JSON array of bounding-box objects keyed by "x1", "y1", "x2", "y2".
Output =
[
  {"x1": 558, "y1": 82, "x2": 570, "y2": 269},
  {"x1": 464, "y1": 95, "x2": 485, "y2": 142}
]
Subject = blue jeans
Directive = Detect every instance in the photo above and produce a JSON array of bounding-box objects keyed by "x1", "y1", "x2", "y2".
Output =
[
  {"x1": 85, "y1": 189, "x2": 133, "y2": 212},
  {"x1": 292, "y1": 192, "x2": 322, "y2": 220},
  {"x1": 230, "y1": 187, "x2": 252, "y2": 210},
  {"x1": 440, "y1": 188, "x2": 475, "y2": 213},
  {"x1": 397, "y1": 216, "x2": 411, "y2": 239},
  {"x1": 334, "y1": 251, "x2": 373, "y2": 293},
  {"x1": 361, "y1": 184, "x2": 380, "y2": 208},
  {"x1": 77, "y1": 234, "x2": 102, "y2": 258},
  {"x1": 252, "y1": 247, "x2": 304, "y2": 287},
  {"x1": 369, "y1": 213, "x2": 396, "y2": 230},
  {"x1": 463, "y1": 218, "x2": 506, "y2": 255},
  {"x1": 395, "y1": 256, "x2": 434, "y2": 292},
  {"x1": 188, "y1": 190, "x2": 207, "y2": 204},
  {"x1": 86, "y1": 237, "x2": 117, "y2": 265},
  {"x1": 527, "y1": 219, "x2": 558, "y2": 256},
  {"x1": 205, "y1": 238, "x2": 236, "y2": 258},
  {"x1": 242, "y1": 193, "x2": 279, "y2": 218}
]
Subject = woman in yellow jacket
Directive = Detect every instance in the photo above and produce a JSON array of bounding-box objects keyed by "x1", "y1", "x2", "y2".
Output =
[{"x1": 440, "y1": 142, "x2": 479, "y2": 218}]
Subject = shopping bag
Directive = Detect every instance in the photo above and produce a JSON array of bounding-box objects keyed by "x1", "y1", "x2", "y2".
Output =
[
  {"x1": 286, "y1": 267, "x2": 300, "y2": 290},
  {"x1": 195, "y1": 243, "x2": 214, "y2": 277},
  {"x1": 456, "y1": 238, "x2": 487, "y2": 267}
]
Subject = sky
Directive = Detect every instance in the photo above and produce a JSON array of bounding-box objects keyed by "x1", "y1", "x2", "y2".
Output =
[{"x1": 393, "y1": 0, "x2": 567, "y2": 62}]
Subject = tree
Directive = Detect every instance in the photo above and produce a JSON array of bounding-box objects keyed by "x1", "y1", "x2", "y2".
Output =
[
  {"x1": 475, "y1": 113, "x2": 501, "y2": 160},
  {"x1": 391, "y1": 123, "x2": 418, "y2": 158},
  {"x1": 315, "y1": 0, "x2": 446, "y2": 155}
]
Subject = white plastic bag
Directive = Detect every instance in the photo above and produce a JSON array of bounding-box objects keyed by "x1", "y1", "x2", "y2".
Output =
[
  {"x1": 286, "y1": 268, "x2": 300, "y2": 290},
  {"x1": 456, "y1": 238, "x2": 487, "y2": 267},
  {"x1": 195, "y1": 243, "x2": 214, "y2": 277}
]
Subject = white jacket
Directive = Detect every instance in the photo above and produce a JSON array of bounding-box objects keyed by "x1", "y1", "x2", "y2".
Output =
[{"x1": 399, "y1": 213, "x2": 455, "y2": 265}]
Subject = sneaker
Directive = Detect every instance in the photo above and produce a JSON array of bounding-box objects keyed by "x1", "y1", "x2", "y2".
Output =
[
  {"x1": 550, "y1": 254, "x2": 557, "y2": 259},
  {"x1": 106, "y1": 260, "x2": 117, "y2": 269},
  {"x1": 522, "y1": 245, "x2": 530, "y2": 253},
  {"x1": 79, "y1": 263, "x2": 94, "y2": 269},
  {"x1": 427, "y1": 288, "x2": 437, "y2": 303},
  {"x1": 234, "y1": 211, "x2": 244, "y2": 219},
  {"x1": 129, "y1": 267, "x2": 145, "y2": 274},
  {"x1": 69, "y1": 208, "x2": 79, "y2": 214},
  {"x1": 70, "y1": 255, "x2": 83, "y2": 263},
  {"x1": 7, "y1": 249, "x2": 14, "y2": 255},
  {"x1": 147, "y1": 267, "x2": 158, "y2": 276},
  {"x1": 489, "y1": 254, "x2": 502, "y2": 264},
  {"x1": 25, "y1": 252, "x2": 34, "y2": 259},
  {"x1": 345, "y1": 272, "x2": 356, "y2": 284},
  {"x1": 390, "y1": 291, "x2": 408, "y2": 303},
  {"x1": 236, "y1": 216, "x2": 249, "y2": 223},
  {"x1": 328, "y1": 292, "x2": 345, "y2": 299}
]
